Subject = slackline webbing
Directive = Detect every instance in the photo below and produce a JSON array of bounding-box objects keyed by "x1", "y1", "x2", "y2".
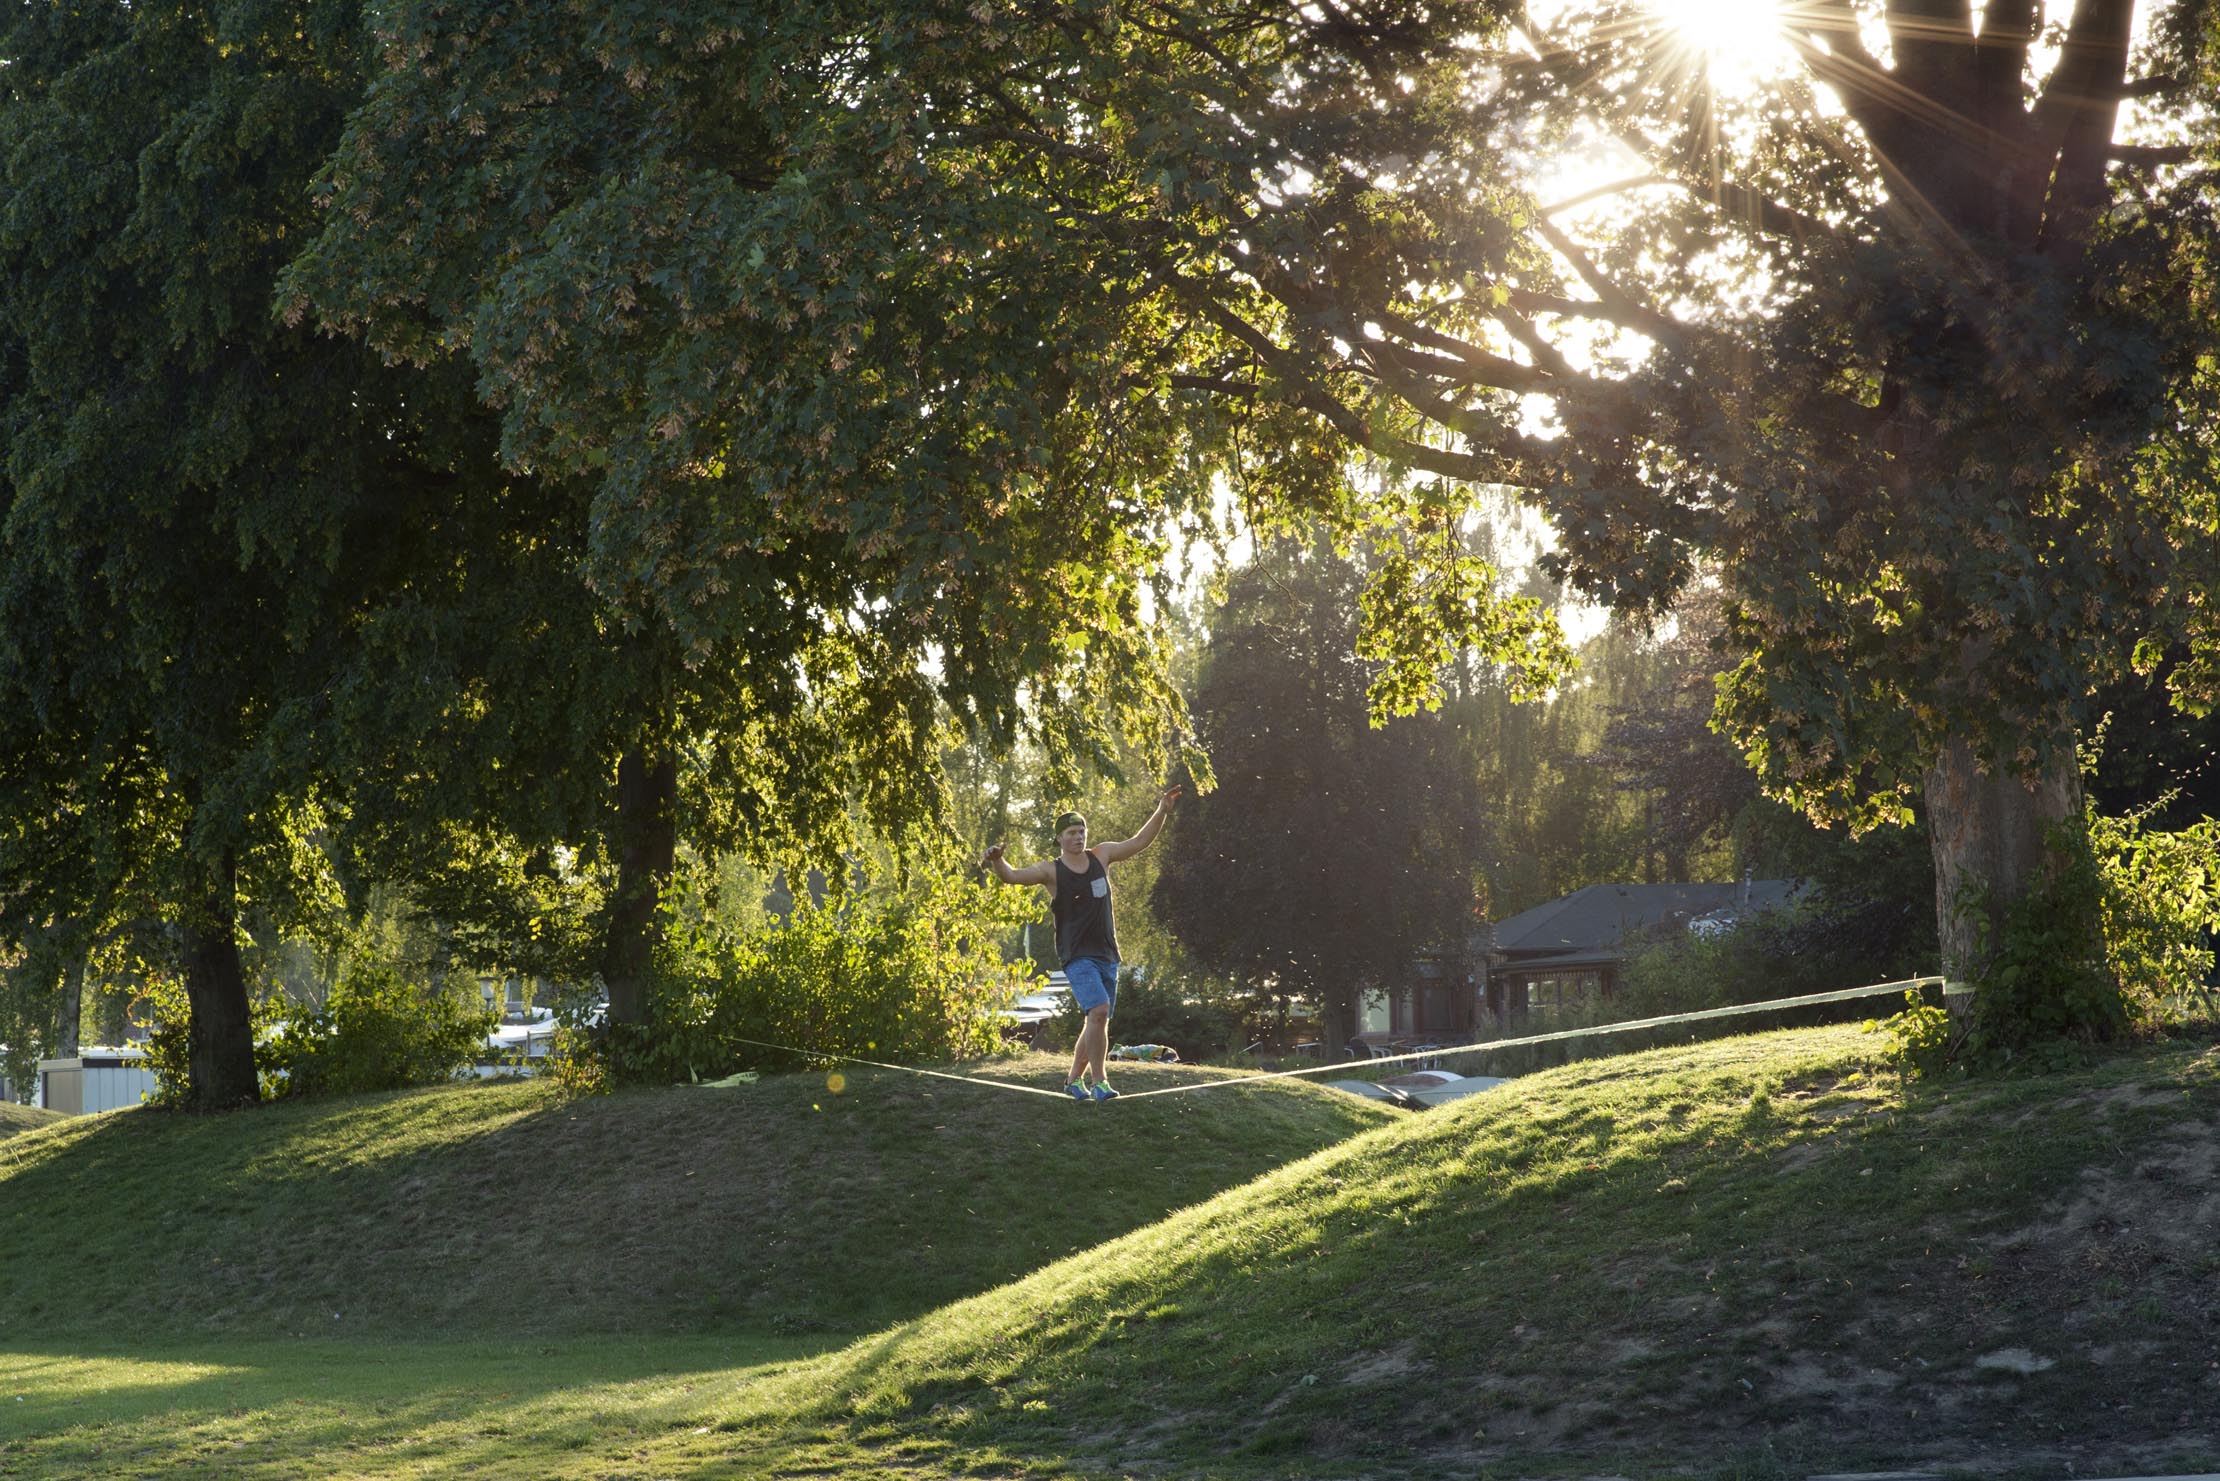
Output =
[
  {"x1": 724, "y1": 975, "x2": 1954, "y2": 1104},
  {"x1": 723, "y1": 1034, "x2": 1075, "y2": 1098},
  {"x1": 1110, "y1": 974, "x2": 1952, "y2": 1099}
]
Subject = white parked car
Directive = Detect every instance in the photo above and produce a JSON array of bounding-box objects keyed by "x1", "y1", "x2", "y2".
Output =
[
  {"x1": 1322, "y1": 1078, "x2": 1421, "y2": 1110},
  {"x1": 1377, "y1": 1069, "x2": 1466, "y2": 1090},
  {"x1": 1406, "y1": 1074, "x2": 1508, "y2": 1108}
]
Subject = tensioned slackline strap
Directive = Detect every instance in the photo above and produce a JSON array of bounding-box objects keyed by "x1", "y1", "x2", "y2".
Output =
[
  {"x1": 1110, "y1": 974, "x2": 1953, "y2": 1099},
  {"x1": 723, "y1": 1034, "x2": 1077, "y2": 1098},
  {"x1": 723, "y1": 976, "x2": 1954, "y2": 1104}
]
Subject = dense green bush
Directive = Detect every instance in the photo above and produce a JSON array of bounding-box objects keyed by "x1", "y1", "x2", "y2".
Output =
[
  {"x1": 262, "y1": 965, "x2": 495, "y2": 1098},
  {"x1": 1958, "y1": 809, "x2": 2220, "y2": 1065},
  {"x1": 595, "y1": 872, "x2": 1036, "y2": 1086}
]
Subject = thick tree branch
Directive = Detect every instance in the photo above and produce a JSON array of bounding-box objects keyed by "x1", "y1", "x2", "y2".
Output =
[
  {"x1": 1663, "y1": 163, "x2": 1845, "y2": 244},
  {"x1": 2121, "y1": 73, "x2": 2189, "y2": 98},
  {"x1": 2107, "y1": 143, "x2": 2195, "y2": 167},
  {"x1": 1885, "y1": 0, "x2": 1975, "y2": 113},
  {"x1": 1540, "y1": 173, "x2": 1665, "y2": 215},
  {"x1": 2039, "y1": 0, "x2": 2135, "y2": 265},
  {"x1": 1170, "y1": 281, "x2": 1529, "y2": 484},
  {"x1": 1529, "y1": 215, "x2": 1684, "y2": 350},
  {"x1": 1366, "y1": 306, "x2": 1554, "y2": 391},
  {"x1": 2027, "y1": 0, "x2": 2134, "y2": 164},
  {"x1": 1492, "y1": 308, "x2": 1577, "y2": 382},
  {"x1": 1971, "y1": 0, "x2": 2038, "y2": 139}
]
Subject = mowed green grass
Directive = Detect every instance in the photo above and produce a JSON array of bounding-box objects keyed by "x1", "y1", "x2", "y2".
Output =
[{"x1": 7, "y1": 1028, "x2": 2220, "y2": 1479}]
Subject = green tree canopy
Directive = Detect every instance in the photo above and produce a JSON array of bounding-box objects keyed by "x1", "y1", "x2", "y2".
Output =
[
  {"x1": 0, "y1": 0, "x2": 514, "y2": 1105},
  {"x1": 290, "y1": 0, "x2": 2220, "y2": 1031},
  {"x1": 283, "y1": 0, "x2": 1581, "y2": 798}
]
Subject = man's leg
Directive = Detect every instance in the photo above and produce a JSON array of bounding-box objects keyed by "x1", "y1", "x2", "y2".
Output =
[
  {"x1": 1067, "y1": 1010, "x2": 1097, "y2": 1088},
  {"x1": 1078, "y1": 1003, "x2": 1105, "y2": 1083}
]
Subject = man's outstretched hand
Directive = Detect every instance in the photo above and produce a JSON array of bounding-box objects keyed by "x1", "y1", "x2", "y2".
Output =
[{"x1": 979, "y1": 842, "x2": 1007, "y2": 870}]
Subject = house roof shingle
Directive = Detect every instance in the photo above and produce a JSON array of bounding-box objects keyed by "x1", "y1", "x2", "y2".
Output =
[{"x1": 1489, "y1": 880, "x2": 1796, "y2": 958}]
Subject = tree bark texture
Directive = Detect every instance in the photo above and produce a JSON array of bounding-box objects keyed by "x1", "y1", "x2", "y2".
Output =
[
  {"x1": 600, "y1": 746, "x2": 678, "y2": 1027},
  {"x1": 182, "y1": 850, "x2": 259, "y2": 1110},
  {"x1": 1923, "y1": 735, "x2": 2085, "y2": 984},
  {"x1": 52, "y1": 947, "x2": 84, "y2": 1061}
]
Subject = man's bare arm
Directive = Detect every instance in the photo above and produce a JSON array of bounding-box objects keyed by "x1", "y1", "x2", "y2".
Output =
[
  {"x1": 979, "y1": 843, "x2": 1056, "y2": 887},
  {"x1": 1094, "y1": 784, "x2": 1183, "y2": 865}
]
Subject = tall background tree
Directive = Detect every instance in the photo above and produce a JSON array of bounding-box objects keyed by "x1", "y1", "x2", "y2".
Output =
[
  {"x1": 1155, "y1": 537, "x2": 1541, "y2": 1050},
  {"x1": 0, "y1": 0, "x2": 524, "y2": 1106}
]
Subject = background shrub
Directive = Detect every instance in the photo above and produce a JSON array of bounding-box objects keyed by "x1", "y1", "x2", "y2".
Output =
[
  {"x1": 598, "y1": 872, "x2": 1037, "y2": 1085},
  {"x1": 1095, "y1": 966, "x2": 1245, "y2": 1060},
  {"x1": 262, "y1": 964, "x2": 494, "y2": 1098}
]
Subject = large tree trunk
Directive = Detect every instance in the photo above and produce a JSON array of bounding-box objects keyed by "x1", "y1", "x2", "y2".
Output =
[
  {"x1": 1922, "y1": 736, "x2": 2085, "y2": 986},
  {"x1": 51, "y1": 945, "x2": 84, "y2": 1060},
  {"x1": 599, "y1": 745, "x2": 678, "y2": 1027},
  {"x1": 181, "y1": 850, "x2": 259, "y2": 1110},
  {"x1": 1319, "y1": 985, "x2": 1349, "y2": 1059}
]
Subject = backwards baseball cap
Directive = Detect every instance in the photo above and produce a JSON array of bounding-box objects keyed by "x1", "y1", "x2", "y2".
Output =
[{"x1": 1052, "y1": 811, "x2": 1087, "y2": 835}]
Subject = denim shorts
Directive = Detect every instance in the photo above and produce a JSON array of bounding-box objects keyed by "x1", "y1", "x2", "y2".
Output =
[{"x1": 1064, "y1": 956, "x2": 1118, "y2": 1014}]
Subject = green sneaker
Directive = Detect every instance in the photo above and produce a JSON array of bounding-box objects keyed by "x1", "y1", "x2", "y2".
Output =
[
  {"x1": 1090, "y1": 1080, "x2": 1119, "y2": 1102},
  {"x1": 1065, "y1": 1081, "x2": 1092, "y2": 1102}
]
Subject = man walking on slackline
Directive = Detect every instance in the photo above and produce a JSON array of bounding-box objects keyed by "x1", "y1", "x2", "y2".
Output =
[{"x1": 981, "y1": 786, "x2": 1180, "y2": 1102}]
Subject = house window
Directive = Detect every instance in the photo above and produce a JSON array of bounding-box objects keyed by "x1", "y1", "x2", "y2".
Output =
[{"x1": 1361, "y1": 989, "x2": 1391, "y2": 1036}]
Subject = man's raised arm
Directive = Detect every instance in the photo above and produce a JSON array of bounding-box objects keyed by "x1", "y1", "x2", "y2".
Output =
[
  {"x1": 1095, "y1": 784, "x2": 1182, "y2": 865},
  {"x1": 979, "y1": 843, "x2": 1054, "y2": 887}
]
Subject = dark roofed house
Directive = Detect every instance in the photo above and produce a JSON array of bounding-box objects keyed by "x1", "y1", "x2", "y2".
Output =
[{"x1": 1484, "y1": 878, "x2": 1796, "y2": 1025}]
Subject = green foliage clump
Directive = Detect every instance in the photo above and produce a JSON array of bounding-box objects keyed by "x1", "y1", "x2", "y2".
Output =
[
  {"x1": 598, "y1": 874, "x2": 1035, "y2": 1085},
  {"x1": 262, "y1": 966, "x2": 495, "y2": 1100},
  {"x1": 1868, "y1": 991, "x2": 1954, "y2": 1080},
  {"x1": 1961, "y1": 826, "x2": 2122, "y2": 1067},
  {"x1": 542, "y1": 1023, "x2": 609, "y2": 1098},
  {"x1": 2088, "y1": 808, "x2": 2220, "y2": 1025}
]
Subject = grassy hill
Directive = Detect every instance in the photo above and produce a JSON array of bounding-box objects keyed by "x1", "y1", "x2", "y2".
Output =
[
  {"x1": 0, "y1": 1051, "x2": 1392, "y2": 1342},
  {"x1": 707, "y1": 1024, "x2": 2220, "y2": 1479},
  {"x1": 0, "y1": 1102, "x2": 60, "y2": 1140},
  {"x1": 6, "y1": 1025, "x2": 2219, "y2": 1479}
]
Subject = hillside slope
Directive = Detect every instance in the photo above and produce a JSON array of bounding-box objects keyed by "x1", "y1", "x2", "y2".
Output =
[
  {"x1": 0, "y1": 1102, "x2": 60, "y2": 1140},
  {"x1": 0, "y1": 1052, "x2": 1393, "y2": 1342},
  {"x1": 711, "y1": 1025, "x2": 2220, "y2": 1478}
]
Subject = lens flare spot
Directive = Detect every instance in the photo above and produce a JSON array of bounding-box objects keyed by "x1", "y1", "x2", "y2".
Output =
[{"x1": 826, "y1": 1072, "x2": 847, "y2": 1095}]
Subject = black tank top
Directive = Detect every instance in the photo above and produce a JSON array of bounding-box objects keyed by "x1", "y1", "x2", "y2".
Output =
[{"x1": 1052, "y1": 853, "x2": 1119, "y2": 965}]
